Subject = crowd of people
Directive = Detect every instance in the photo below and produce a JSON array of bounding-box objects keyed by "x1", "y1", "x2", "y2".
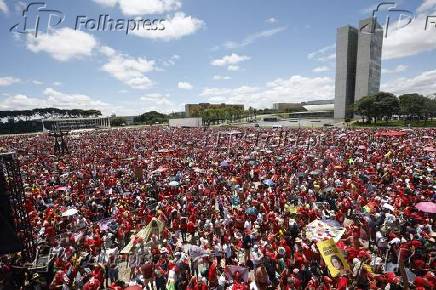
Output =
[{"x1": 0, "y1": 126, "x2": 434, "y2": 290}]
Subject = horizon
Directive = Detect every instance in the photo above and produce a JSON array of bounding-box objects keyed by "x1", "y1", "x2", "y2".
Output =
[{"x1": 1, "y1": 0, "x2": 436, "y2": 116}]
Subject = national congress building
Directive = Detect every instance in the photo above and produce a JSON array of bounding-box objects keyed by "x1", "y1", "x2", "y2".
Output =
[{"x1": 334, "y1": 18, "x2": 383, "y2": 120}]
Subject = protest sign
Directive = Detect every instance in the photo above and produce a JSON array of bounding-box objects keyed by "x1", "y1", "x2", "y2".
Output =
[{"x1": 317, "y1": 239, "x2": 349, "y2": 277}]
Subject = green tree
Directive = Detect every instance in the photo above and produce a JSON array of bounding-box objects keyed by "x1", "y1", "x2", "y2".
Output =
[
  {"x1": 355, "y1": 95, "x2": 376, "y2": 123},
  {"x1": 134, "y1": 111, "x2": 169, "y2": 125},
  {"x1": 111, "y1": 117, "x2": 127, "y2": 127},
  {"x1": 399, "y1": 94, "x2": 427, "y2": 121},
  {"x1": 374, "y1": 92, "x2": 400, "y2": 122}
]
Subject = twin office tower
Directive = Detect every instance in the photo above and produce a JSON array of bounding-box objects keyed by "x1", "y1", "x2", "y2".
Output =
[{"x1": 334, "y1": 18, "x2": 383, "y2": 120}]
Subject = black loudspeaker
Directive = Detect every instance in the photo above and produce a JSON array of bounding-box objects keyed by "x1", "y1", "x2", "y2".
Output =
[{"x1": 0, "y1": 174, "x2": 23, "y2": 255}]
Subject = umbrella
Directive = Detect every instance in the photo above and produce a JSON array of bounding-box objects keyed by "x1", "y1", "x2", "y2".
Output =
[
  {"x1": 188, "y1": 245, "x2": 210, "y2": 261},
  {"x1": 245, "y1": 207, "x2": 257, "y2": 215},
  {"x1": 220, "y1": 161, "x2": 229, "y2": 168},
  {"x1": 168, "y1": 181, "x2": 180, "y2": 187},
  {"x1": 423, "y1": 146, "x2": 435, "y2": 152},
  {"x1": 310, "y1": 170, "x2": 322, "y2": 176},
  {"x1": 98, "y1": 218, "x2": 115, "y2": 231},
  {"x1": 382, "y1": 204, "x2": 395, "y2": 211},
  {"x1": 415, "y1": 202, "x2": 436, "y2": 214},
  {"x1": 263, "y1": 179, "x2": 275, "y2": 186},
  {"x1": 124, "y1": 286, "x2": 142, "y2": 290},
  {"x1": 55, "y1": 186, "x2": 68, "y2": 191},
  {"x1": 62, "y1": 208, "x2": 78, "y2": 217},
  {"x1": 358, "y1": 145, "x2": 366, "y2": 150}
]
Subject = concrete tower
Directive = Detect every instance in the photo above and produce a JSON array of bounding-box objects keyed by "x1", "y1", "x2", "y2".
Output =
[
  {"x1": 354, "y1": 17, "x2": 383, "y2": 102},
  {"x1": 334, "y1": 26, "x2": 358, "y2": 120},
  {"x1": 334, "y1": 18, "x2": 383, "y2": 120}
]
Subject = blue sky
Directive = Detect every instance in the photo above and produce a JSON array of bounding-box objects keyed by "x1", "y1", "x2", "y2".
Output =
[{"x1": 0, "y1": 0, "x2": 436, "y2": 115}]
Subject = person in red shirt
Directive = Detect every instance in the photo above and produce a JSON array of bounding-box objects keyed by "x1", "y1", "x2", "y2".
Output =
[{"x1": 336, "y1": 275, "x2": 348, "y2": 290}]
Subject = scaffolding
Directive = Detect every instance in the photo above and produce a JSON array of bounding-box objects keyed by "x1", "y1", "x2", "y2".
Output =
[{"x1": 0, "y1": 152, "x2": 35, "y2": 262}]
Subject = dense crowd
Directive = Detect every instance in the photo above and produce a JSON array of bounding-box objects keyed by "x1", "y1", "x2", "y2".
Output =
[{"x1": 0, "y1": 127, "x2": 435, "y2": 290}]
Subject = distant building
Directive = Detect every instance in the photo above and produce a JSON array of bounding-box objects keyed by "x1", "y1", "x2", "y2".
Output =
[
  {"x1": 185, "y1": 103, "x2": 244, "y2": 117},
  {"x1": 169, "y1": 117, "x2": 203, "y2": 128},
  {"x1": 122, "y1": 116, "x2": 136, "y2": 125},
  {"x1": 355, "y1": 18, "x2": 383, "y2": 102},
  {"x1": 288, "y1": 110, "x2": 334, "y2": 119},
  {"x1": 272, "y1": 103, "x2": 302, "y2": 112},
  {"x1": 334, "y1": 17, "x2": 383, "y2": 120},
  {"x1": 303, "y1": 104, "x2": 334, "y2": 112},
  {"x1": 335, "y1": 25, "x2": 359, "y2": 120},
  {"x1": 302, "y1": 100, "x2": 334, "y2": 106},
  {"x1": 43, "y1": 117, "x2": 111, "y2": 131}
]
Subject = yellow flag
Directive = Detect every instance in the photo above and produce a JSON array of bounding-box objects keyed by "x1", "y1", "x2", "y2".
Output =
[{"x1": 317, "y1": 239, "x2": 349, "y2": 277}]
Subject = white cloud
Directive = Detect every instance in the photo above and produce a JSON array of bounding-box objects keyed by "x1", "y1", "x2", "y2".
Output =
[
  {"x1": 94, "y1": 0, "x2": 181, "y2": 15},
  {"x1": 178, "y1": 81, "x2": 193, "y2": 89},
  {"x1": 313, "y1": 66, "x2": 330, "y2": 72},
  {"x1": 93, "y1": 0, "x2": 118, "y2": 7},
  {"x1": 223, "y1": 27, "x2": 286, "y2": 49},
  {"x1": 213, "y1": 75, "x2": 231, "y2": 80},
  {"x1": 161, "y1": 54, "x2": 180, "y2": 66},
  {"x1": 200, "y1": 75, "x2": 334, "y2": 109},
  {"x1": 359, "y1": 3, "x2": 379, "y2": 15},
  {"x1": 382, "y1": 69, "x2": 436, "y2": 95},
  {"x1": 211, "y1": 53, "x2": 250, "y2": 66},
  {"x1": 26, "y1": 28, "x2": 97, "y2": 61},
  {"x1": 383, "y1": 1, "x2": 436, "y2": 59},
  {"x1": 308, "y1": 44, "x2": 336, "y2": 62},
  {"x1": 53, "y1": 81, "x2": 62, "y2": 86},
  {"x1": 32, "y1": 80, "x2": 43, "y2": 85},
  {"x1": 0, "y1": 77, "x2": 21, "y2": 86},
  {"x1": 266, "y1": 17, "x2": 277, "y2": 24},
  {"x1": 0, "y1": 95, "x2": 42, "y2": 110},
  {"x1": 417, "y1": 0, "x2": 436, "y2": 13},
  {"x1": 43, "y1": 88, "x2": 109, "y2": 109},
  {"x1": 101, "y1": 46, "x2": 155, "y2": 89},
  {"x1": 0, "y1": 88, "x2": 111, "y2": 114},
  {"x1": 131, "y1": 12, "x2": 204, "y2": 41},
  {"x1": 139, "y1": 93, "x2": 180, "y2": 113},
  {"x1": 0, "y1": 0, "x2": 8, "y2": 14},
  {"x1": 381, "y1": 65, "x2": 408, "y2": 74},
  {"x1": 227, "y1": 65, "x2": 240, "y2": 71}
]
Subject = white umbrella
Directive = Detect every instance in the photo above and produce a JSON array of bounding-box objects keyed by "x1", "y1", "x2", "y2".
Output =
[
  {"x1": 169, "y1": 181, "x2": 180, "y2": 187},
  {"x1": 62, "y1": 208, "x2": 78, "y2": 217},
  {"x1": 382, "y1": 203, "x2": 395, "y2": 211}
]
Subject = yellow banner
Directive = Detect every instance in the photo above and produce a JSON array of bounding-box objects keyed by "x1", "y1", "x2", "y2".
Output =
[{"x1": 317, "y1": 239, "x2": 349, "y2": 277}]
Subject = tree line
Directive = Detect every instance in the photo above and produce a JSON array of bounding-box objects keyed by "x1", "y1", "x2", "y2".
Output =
[
  {"x1": 0, "y1": 108, "x2": 102, "y2": 122},
  {"x1": 355, "y1": 92, "x2": 436, "y2": 124}
]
